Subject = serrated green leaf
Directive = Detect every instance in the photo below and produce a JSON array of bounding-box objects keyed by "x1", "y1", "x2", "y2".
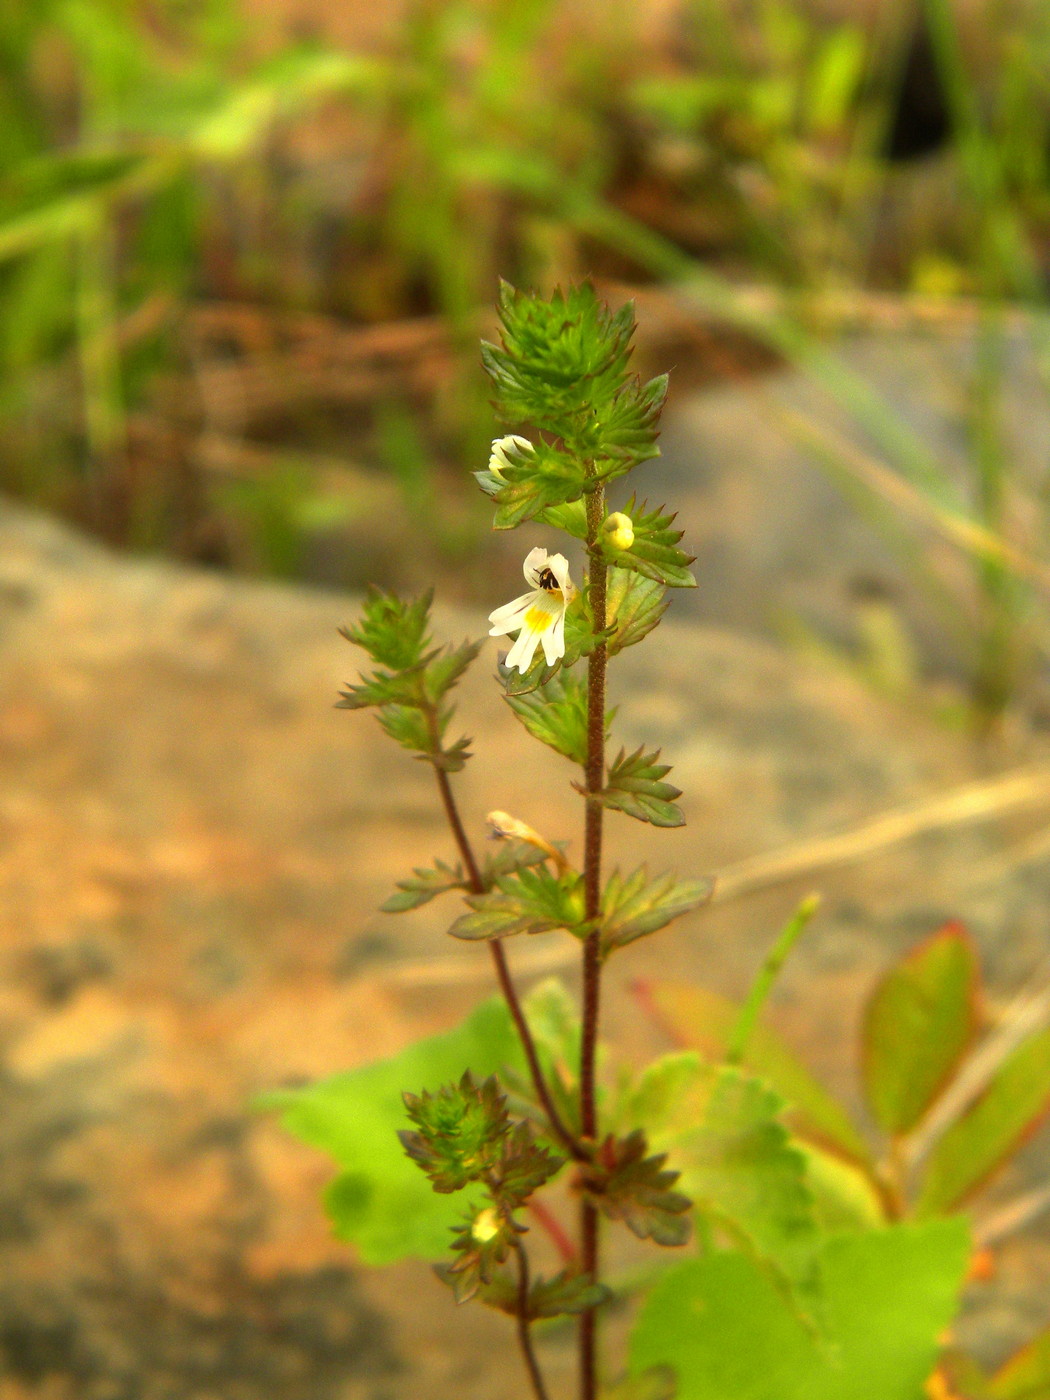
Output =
[
  {"x1": 483, "y1": 439, "x2": 589, "y2": 529},
  {"x1": 264, "y1": 999, "x2": 524, "y2": 1264},
  {"x1": 862, "y1": 924, "x2": 979, "y2": 1136},
  {"x1": 471, "y1": 1268, "x2": 613, "y2": 1320},
  {"x1": 584, "y1": 1129, "x2": 692, "y2": 1246},
  {"x1": 623, "y1": 1055, "x2": 820, "y2": 1291},
  {"x1": 496, "y1": 1121, "x2": 565, "y2": 1205},
  {"x1": 543, "y1": 498, "x2": 589, "y2": 539},
  {"x1": 375, "y1": 702, "x2": 432, "y2": 753},
  {"x1": 607, "y1": 498, "x2": 696, "y2": 589},
  {"x1": 916, "y1": 1027, "x2": 1050, "y2": 1216},
  {"x1": 629, "y1": 1220, "x2": 970, "y2": 1400},
  {"x1": 482, "y1": 840, "x2": 550, "y2": 884},
  {"x1": 637, "y1": 980, "x2": 872, "y2": 1164},
  {"x1": 602, "y1": 745, "x2": 684, "y2": 827},
  {"x1": 989, "y1": 1325, "x2": 1050, "y2": 1399},
  {"x1": 381, "y1": 859, "x2": 467, "y2": 912},
  {"x1": 606, "y1": 568, "x2": 669, "y2": 655},
  {"x1": 400, "y1": 1071, "x2": 510, "y2": 1192},
  {"x1": 448, "y1": 864, "x2": 586, "y2": 942},
  {"x1": 601, "y1": 867, "x2": 712, "y2": 954},
  {"x1": 505, "y1": 669, "x2": 591, "y2": 764},
  {"x1": 340, "y1": 587, "x2": 433, "y2": 671},
  {"x1": 423, "y1": 639, "x2": 484, "y2": 703}
]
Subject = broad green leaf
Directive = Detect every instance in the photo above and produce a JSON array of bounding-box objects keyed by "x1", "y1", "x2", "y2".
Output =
[
  {"x1": 637, "y1": 980, "x2": 871, "y2": 1165},
  {"x1": 796, "y1": 1142, "x2": 885, "y2": 1231},
  {"x1": 601, "y1": 1369, "x2": 676, "y2": 1400},
  {"x1": 990, "y1": 1325, "x2": 1050, "y2": 1399},
  {"x1": 629, "y1": 1220, "x2": 971, "y2": 1400},
  {"x1": 623, "y1": 1054, "x2": 819, "y2": 1290},
  {"x1": 917, "y1": 1027, "x2": 1050, "y2": 1217},
  {"x1": 862, "y1": 924, "x2": 979, "y2": 1136},
  {"x1": 601, "y1": 868, "x2": 713, "y2": 954},
  {"x1": 601, "y1": 745, "x2": 685, "y2": 827},
  {"x1": 264, "y1": 998, "x2": 523, "y2": 1263}
]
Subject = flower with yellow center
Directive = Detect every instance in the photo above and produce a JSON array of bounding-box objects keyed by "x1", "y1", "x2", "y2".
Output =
[{"x1": 488, "y1": 547, "x2": 575, "y2": 674}]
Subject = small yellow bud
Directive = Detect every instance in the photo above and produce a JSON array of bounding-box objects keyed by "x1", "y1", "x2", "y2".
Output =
[
  {"x1": 472, "y1": 1207, "x2": 501, "y2": 1243},
  {"x1": 602, "y1": 512, "x2": 634, "y2": 552}
]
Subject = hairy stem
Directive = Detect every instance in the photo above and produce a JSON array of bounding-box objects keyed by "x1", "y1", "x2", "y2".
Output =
[
  {"x1": 513, "y1": 1238, "x2": 551, "y2": 1400},
  {"x1": 431, "y1": 757, "x2": 583, "y2": 1160},
  {"x1": 579, "y1": 485, "x2": 609, "y2": 1400}
]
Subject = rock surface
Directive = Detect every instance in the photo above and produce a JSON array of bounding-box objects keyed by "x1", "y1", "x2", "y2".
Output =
[{"x1": 2, "y1": 374, "x2": 1050, "y2": 1395}]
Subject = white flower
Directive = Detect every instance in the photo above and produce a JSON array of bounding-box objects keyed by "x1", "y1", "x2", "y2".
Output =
[
  {"x1": 488, "y1": 434, "x2": 534, "y2": 481},
  {"x1": 488, "y1": 547, "x2": 575, "y2": 674}
]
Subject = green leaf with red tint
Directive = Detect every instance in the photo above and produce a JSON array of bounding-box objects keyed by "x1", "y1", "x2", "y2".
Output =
[
  {"x1": 917, "y1": 1026, "x2": 1050, "y2": 1217},
  {"x1": 862, "y1": 923, "x2": 979, "y2": 1137}
]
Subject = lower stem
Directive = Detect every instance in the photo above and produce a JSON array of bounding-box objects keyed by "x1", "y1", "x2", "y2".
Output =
[
  {"x1": 513, "y1": 1239, "x2": 551, "y2": 1400},
  {"x1": 579, "y1": 485, "x2": 609, "y2": 1400}
]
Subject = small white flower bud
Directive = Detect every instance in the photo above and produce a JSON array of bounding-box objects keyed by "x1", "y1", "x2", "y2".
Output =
[
  {"x1": 488, "y1": 434, "x2": 535, "y2": 481},
  {"x1": 602, "y1": 511, "x2": 635, "y2": 552}
]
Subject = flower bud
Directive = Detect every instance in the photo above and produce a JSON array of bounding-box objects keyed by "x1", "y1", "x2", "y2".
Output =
[
  {"x1": 486, "y1": 810, "x2": 567, "y2": 871},
  {"x1": 488, "y1": 434, "x2": 535, "y2": 481},
  {"x1": 471, "y1": 1207, "x2": 501, "y2": 1243},
  {"x1": 602, "y1": 511, "x2": 634, "y2": 552}
]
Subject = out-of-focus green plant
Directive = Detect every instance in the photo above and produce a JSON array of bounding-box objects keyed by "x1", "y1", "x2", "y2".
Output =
[{"x1": 641, "y1": 916, "x2": 1050, "y2": 1397}]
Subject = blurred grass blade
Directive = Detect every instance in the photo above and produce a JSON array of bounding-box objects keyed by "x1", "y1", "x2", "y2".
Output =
[
  {"x1": 916, "y1": 1027, "x2": 1050, "y2": 1217},
  {"x1": 636, "y1": 978, "x2": 871, "y2": 1164},
  {"x1": 727, "y1": 894, "x2": 821, "y2": 1064},
  {"x1": 0, "y1": 50, "x2": 387, "y2": 266},
  {"x1": 861, "y1": 923, "x2": 979, "y2": 1138}
]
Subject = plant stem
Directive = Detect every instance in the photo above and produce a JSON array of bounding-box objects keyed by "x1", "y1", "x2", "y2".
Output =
[
  {"x1": 431, "y1": 758, "x2": 583, "y2": 1160},
  {"x1": 579, "y1": 485, "x2": 609, "y2": 1400},
  {"x1": 513, "y1": 1238, "x2": 552, "y2": 1400},
  {"x1": 527, "y1": 1197, "x2": 578, "y2": 1268}
]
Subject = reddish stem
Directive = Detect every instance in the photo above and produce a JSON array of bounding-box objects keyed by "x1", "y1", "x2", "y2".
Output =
[
  {"x1": 527, "y1": 1197, "x2": 579, "y2": 1269},
  {"x1": 578, "y1": 485, "x2": 608, "y2": 1400},
  {"x1": 432, "y1": 761, "x2": 584, "y2": 1163}
]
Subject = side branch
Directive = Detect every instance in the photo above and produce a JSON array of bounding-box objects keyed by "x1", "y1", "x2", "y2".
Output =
[
  {"x1": 432, "y1": 761, "x2": 585, "y2": 1161},
  {"x1": 513, "y1": 1239, "x2": 552, "y2": 1400}
]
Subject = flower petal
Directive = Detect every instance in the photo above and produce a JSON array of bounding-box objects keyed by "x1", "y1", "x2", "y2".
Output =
[
  {"x1": 541, "y1": 606, "x2": 567, "y2": 665},
  {"x1": 488, "y1": 592, "x2": 534, "y2": 632},
  {"x1": 522, "y1": 546, "x2": 548, "y2": 587},
  {"x1": 505, "y1": 623, "x2": 544, "y2": 673},
  {"x1": 545, "y1": 553, "x2": 571, "y2": 591}
]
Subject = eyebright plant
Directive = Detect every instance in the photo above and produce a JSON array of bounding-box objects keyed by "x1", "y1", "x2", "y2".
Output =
[{"x1": 269, "y1": 286, "x2": 988, "y2": 1400}]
